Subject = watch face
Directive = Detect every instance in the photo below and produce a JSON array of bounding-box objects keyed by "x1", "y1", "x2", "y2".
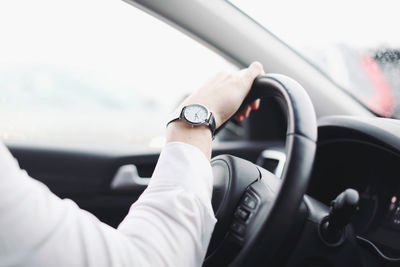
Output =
[{"x1": 183, "y1": 104, "x2": 209, "y2": 124}]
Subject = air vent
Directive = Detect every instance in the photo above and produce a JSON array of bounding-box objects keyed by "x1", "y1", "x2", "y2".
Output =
[{"x1": 256, "y1": 149, "x2": 286, "y2": 178}]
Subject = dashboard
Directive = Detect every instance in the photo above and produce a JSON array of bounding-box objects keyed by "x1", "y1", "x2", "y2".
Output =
[{"x1": 308, "y1": 116, "x2": 400, "y2": 258}]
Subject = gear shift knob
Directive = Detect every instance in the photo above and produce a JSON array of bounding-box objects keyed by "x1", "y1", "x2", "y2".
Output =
[{"x1": 320, "y1": 189, "x2": 359, "y2": 245}]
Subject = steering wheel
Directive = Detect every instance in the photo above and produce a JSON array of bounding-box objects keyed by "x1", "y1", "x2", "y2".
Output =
[{"x1": 204, "y1": 74, "x2": 317, "y2": 266}]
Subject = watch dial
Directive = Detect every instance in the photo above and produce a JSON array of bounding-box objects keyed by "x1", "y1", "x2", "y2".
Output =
[{"x1": 183, "y1": 105, "x2": 208, "y2": 124}]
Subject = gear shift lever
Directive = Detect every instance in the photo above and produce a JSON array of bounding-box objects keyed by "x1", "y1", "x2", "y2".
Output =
[{"x1": 320, "y1": 189, "x2": 360, "y2": 246}]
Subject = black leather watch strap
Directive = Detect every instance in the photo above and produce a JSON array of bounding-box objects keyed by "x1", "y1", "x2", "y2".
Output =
[{"x1": 208, "y1": 112, "x2": 216, "y2": 139}]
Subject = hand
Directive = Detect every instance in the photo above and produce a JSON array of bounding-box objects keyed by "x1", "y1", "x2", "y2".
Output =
[
  {"x1": 178, "y1": 62, "x2": 264, "y2": 128},
  {"x1": 167, "y1": 62, "x2": 264, "y2": 159}
]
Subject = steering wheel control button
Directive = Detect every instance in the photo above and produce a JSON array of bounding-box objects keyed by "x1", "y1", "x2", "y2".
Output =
[
  {"x1": 231, "y1": 222, "x2": 246, "y2": 236},
  {"x1": 235, "y1": 207, "x2": 250, "y2": 221},
  {"x1": 242, "y1": 194, "x2": 257, "y2": 209}
]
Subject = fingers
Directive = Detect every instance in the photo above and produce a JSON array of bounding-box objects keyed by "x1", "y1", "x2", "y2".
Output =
[
  {"x1": 233, "y1": 62, "x2": 263, "y2": 122},
  {"x1": 248, "y1": 61, "x2": 264, "y2": 78},
  {"x1": 234, "y1": 113, "x2": 244, "y2": 121},
  {"x1": 232, "y1": 63, "x2": 263, "y2": 123},
  {"x1": 251, "y1": 99, "x2": 261, "y2": 110},
  {"x1": 234, "y1": 99, "x2": 261, "y2": 122},
  {"x1": 244, "y1": 106, "x2": 252, "y2": 117},
  {"x1": 238, "y1": 61, "x2": 264, "y2": 88}
]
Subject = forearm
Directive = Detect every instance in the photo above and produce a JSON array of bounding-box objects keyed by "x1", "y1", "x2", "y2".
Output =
[
  {"x1": 0, "y1": 62, "x2": 263, "y2": 267},
  {"x1": 166, "y1": 120, "x2": 212, "y2": 160},
  {"x1": 118, "y1": 142, "x2": 216, "y2": 266},
  {"x1": 0, "y1": 141, "x2": 216, "y2": 267}
]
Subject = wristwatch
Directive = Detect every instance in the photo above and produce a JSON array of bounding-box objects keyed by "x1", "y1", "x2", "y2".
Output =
[{"x1": 167, "y1": 104, "x2": 216, "y2": 138}]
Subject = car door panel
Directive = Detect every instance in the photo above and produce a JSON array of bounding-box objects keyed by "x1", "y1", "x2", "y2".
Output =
[{"x1": 7, "y1": 141, "x2": 279, "y2": 228}]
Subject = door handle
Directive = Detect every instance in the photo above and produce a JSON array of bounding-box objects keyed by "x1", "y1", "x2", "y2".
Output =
[{"x1": 111, "y1": 164, "x2": 150, "y2": 191}]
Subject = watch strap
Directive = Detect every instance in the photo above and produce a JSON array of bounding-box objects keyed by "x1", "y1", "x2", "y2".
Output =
[
  {"x1": 166, "y1": 108, "x2": 183, "y2": 127},
  {"x1": 207, "y1": 112, "x2": 216, "y2": 139}
]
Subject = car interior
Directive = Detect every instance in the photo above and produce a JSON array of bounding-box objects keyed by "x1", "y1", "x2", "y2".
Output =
[{"x1": 4, "y1": 0, "x2": 400, "y2": 266}]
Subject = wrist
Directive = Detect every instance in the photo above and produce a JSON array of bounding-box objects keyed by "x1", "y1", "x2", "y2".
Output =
[{"x1": 166, "y1": 120, "x2": 212, "y2": 160}]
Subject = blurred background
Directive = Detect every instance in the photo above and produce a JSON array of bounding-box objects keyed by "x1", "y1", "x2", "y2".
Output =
[
  {"x1": 231, "y1": 0, "x2": 400, "y2": 118},
  {"x1": 1, "y1": 0, "x2": 399, "y2": 149}
]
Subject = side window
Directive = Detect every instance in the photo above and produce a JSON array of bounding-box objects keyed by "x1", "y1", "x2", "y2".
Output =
[{"x1": 0, "y1": 0, "x2": 237, "y2": 149}]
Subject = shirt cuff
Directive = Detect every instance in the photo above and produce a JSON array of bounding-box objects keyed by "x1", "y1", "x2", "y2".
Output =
[{"x1": 149, "y1": 141, "x2": 214, "y2": 217}]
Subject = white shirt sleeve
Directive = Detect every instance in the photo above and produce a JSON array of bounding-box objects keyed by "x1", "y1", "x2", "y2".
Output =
[{"x1": 0, "y1": 141, "x2": 217, "y2": 267}]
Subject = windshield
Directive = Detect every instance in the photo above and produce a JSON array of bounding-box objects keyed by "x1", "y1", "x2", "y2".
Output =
[{"x1": 229, "y1": 0, "x2": 400, "y2": 118}]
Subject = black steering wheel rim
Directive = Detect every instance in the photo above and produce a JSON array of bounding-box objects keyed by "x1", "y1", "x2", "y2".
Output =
[{"x1": 207, "y1": 74, "x2": 317, "y2": 266}]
